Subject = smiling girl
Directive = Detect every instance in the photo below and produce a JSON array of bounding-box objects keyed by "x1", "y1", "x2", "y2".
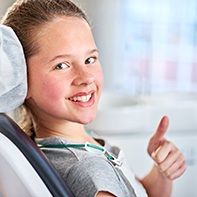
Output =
[{"x1": 1, "y1": 0, "x2": 186, "y2": 196}]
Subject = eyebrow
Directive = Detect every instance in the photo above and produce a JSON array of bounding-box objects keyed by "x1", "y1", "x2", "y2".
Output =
[{"x1": 49, "y1": 49, "x2": 99, "y2": 63}]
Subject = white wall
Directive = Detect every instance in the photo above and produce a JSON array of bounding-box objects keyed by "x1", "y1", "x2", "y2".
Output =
[{"x1": 0, "y1": 0, "x2": 15, "y2": 18}]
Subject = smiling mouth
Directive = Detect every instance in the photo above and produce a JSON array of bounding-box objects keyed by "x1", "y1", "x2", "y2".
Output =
[{"x1": 68, "y1": 94, "x2": 92, "y2": 103}]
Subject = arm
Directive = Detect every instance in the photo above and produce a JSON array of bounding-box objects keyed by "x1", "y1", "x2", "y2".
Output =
[
  {"x1": 140, "y1": 116, "x2": 186, "y2": 197},
  {"x1": 97, "y1": 191, "x2": 116, "y2": 197}
]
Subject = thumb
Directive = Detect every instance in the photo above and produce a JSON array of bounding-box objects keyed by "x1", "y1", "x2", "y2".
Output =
[{"x1": 147, "y1": 116, "x2": 169, "y2": 156}]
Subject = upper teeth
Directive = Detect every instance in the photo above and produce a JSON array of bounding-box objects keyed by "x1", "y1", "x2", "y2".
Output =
[{"x1": 70, "y1": 94, "x2": 91, "y2": 102}]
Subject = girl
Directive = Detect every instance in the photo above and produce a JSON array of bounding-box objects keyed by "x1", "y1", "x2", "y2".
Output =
[{"x1": 1, "y1": 0, "x2": 186, "y2": 196}]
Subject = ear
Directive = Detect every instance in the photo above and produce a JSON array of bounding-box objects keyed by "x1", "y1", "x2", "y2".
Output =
[{"x1": 25, "y1": 90, "x2": 31, "y2": 100}]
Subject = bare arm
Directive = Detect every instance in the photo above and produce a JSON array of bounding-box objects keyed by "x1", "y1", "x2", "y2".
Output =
[
  {"x1": 140, "y1": 116, "x2": 186, "y2": 197},
  {"x1": 96, "y1": 191, "x2": 116, "y2": 197}
]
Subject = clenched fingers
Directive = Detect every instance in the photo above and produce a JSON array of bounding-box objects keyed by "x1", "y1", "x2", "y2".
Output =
[{"x1": 151, "y1": 141, "x2": 186, "y2": 180}]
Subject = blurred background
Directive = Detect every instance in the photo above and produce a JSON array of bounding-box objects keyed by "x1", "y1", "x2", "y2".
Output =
[
  {"x1": 1, "y1": 0, "x2": 197, "y2": 94},
  {"x1": 76, "y1": 0, "x2": 197, "y2": 95},
  {"x1": 1, "y1": 0, "x2": 197, "y2": 196}
]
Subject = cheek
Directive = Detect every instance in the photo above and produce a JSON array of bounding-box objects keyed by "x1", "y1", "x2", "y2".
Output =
[
  {"x1": 28, "y1": 74, "x2": 66, "y2": 102},
  {"x1": 41, "y1": 79, "x2": 66, "y2": 101},
  {"x1": 96, "y1": 67, "x2": 104, "y2": 90}
]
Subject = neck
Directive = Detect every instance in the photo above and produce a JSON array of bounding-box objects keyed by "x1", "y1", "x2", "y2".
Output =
[{"x1": 35, "y1": 120, "x2": 99, "y2": 144}]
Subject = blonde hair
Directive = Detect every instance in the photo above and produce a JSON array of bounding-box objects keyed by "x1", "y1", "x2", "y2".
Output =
[{"x1": 1, "y1": 0, "x2": 89, "y2": 138}]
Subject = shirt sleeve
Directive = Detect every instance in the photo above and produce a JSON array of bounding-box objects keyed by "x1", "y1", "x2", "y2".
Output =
[{"x1": 64, "y1": 157, "x2": 131, "y2": 197}]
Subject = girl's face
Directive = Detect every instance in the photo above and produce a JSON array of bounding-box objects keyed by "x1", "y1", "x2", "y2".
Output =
[{"x1": 26, "y1": 16, "x2": 104, "y2": 125}]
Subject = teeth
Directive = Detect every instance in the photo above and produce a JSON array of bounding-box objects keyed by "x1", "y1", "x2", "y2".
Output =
[{"x1": 70, "y1": 94, "x2": 91, "y2": 102}]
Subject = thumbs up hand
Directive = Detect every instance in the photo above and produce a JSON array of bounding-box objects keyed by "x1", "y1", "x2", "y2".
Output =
[{"x1": 147, "y1": 116, "x2": 186, "y2": 180}]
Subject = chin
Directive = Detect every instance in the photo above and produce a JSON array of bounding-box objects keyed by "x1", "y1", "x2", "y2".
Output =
[
  {"x1": 80, "y1": 115, "x2": 96, "y2": 125},
  {"x1": 82, "y1": 119, "x2": 94, "y2": 125}
]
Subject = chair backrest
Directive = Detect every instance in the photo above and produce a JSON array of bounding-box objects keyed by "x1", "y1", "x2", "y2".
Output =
[{"x1": 0, "y1": 113, "x2": 73, "y2": 197}]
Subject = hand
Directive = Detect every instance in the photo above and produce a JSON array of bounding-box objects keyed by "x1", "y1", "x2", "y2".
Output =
[{"x1": 147, "y1": 116, "x2": 186, "y2": 180}]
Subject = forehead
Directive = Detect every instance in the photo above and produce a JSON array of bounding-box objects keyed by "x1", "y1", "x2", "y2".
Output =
[
  {"x1": 36, "y1": 16, "x2": 91, "y2": 41},
  {"x1": 33, "y1": 16, "x2": 93, "y2": 46},
  {"x1": 28, "y1": 16, "x2": 96, "y2": 61}
]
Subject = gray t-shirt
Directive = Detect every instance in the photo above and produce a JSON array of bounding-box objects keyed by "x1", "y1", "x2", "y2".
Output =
[{"x1": 36, "y1": 136, "x2": 143, "y2": 197}]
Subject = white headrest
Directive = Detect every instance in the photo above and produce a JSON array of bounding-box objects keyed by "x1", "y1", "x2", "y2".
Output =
[{"x1": 0, "y1": 24, "x2": 27, "y2": 112}]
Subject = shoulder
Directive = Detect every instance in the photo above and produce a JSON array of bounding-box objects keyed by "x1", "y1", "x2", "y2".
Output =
[
  {"x1": 68, "y1": 156, "x2": 119, "y2": 180},
  {"x1": 66, "y1": 157, "x2": 129, "y2": 197}
]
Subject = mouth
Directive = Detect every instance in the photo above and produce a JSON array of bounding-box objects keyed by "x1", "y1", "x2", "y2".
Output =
[{"x1": 68, "y1": 93, "x2": 92, "y2": 103}]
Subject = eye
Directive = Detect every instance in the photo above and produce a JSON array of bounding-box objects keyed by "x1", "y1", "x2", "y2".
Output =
[
  {"x1": 85, "y1": 57, "x2": 96, "y2": 64},
  {"x1": 55, "y1": 62, "x2": 68, "y2": 70}
]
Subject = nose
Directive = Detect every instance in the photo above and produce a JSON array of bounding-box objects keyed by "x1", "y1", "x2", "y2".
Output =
[{"x1": 72, "y1": 67, "x2": 95, "y2": 86}]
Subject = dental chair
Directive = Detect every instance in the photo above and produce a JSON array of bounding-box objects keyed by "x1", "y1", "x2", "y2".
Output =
[
  {"x1": 0, "y1": 113, "x2": 73, "y2": 197},
  {"x1": 0, "y1": 24, "x2": 73, "y2": 196}
]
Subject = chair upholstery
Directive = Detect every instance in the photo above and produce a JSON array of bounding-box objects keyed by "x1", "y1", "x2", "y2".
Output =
[{"x1": 0, "y1": 113, "x2": 73, "y2": 197}]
